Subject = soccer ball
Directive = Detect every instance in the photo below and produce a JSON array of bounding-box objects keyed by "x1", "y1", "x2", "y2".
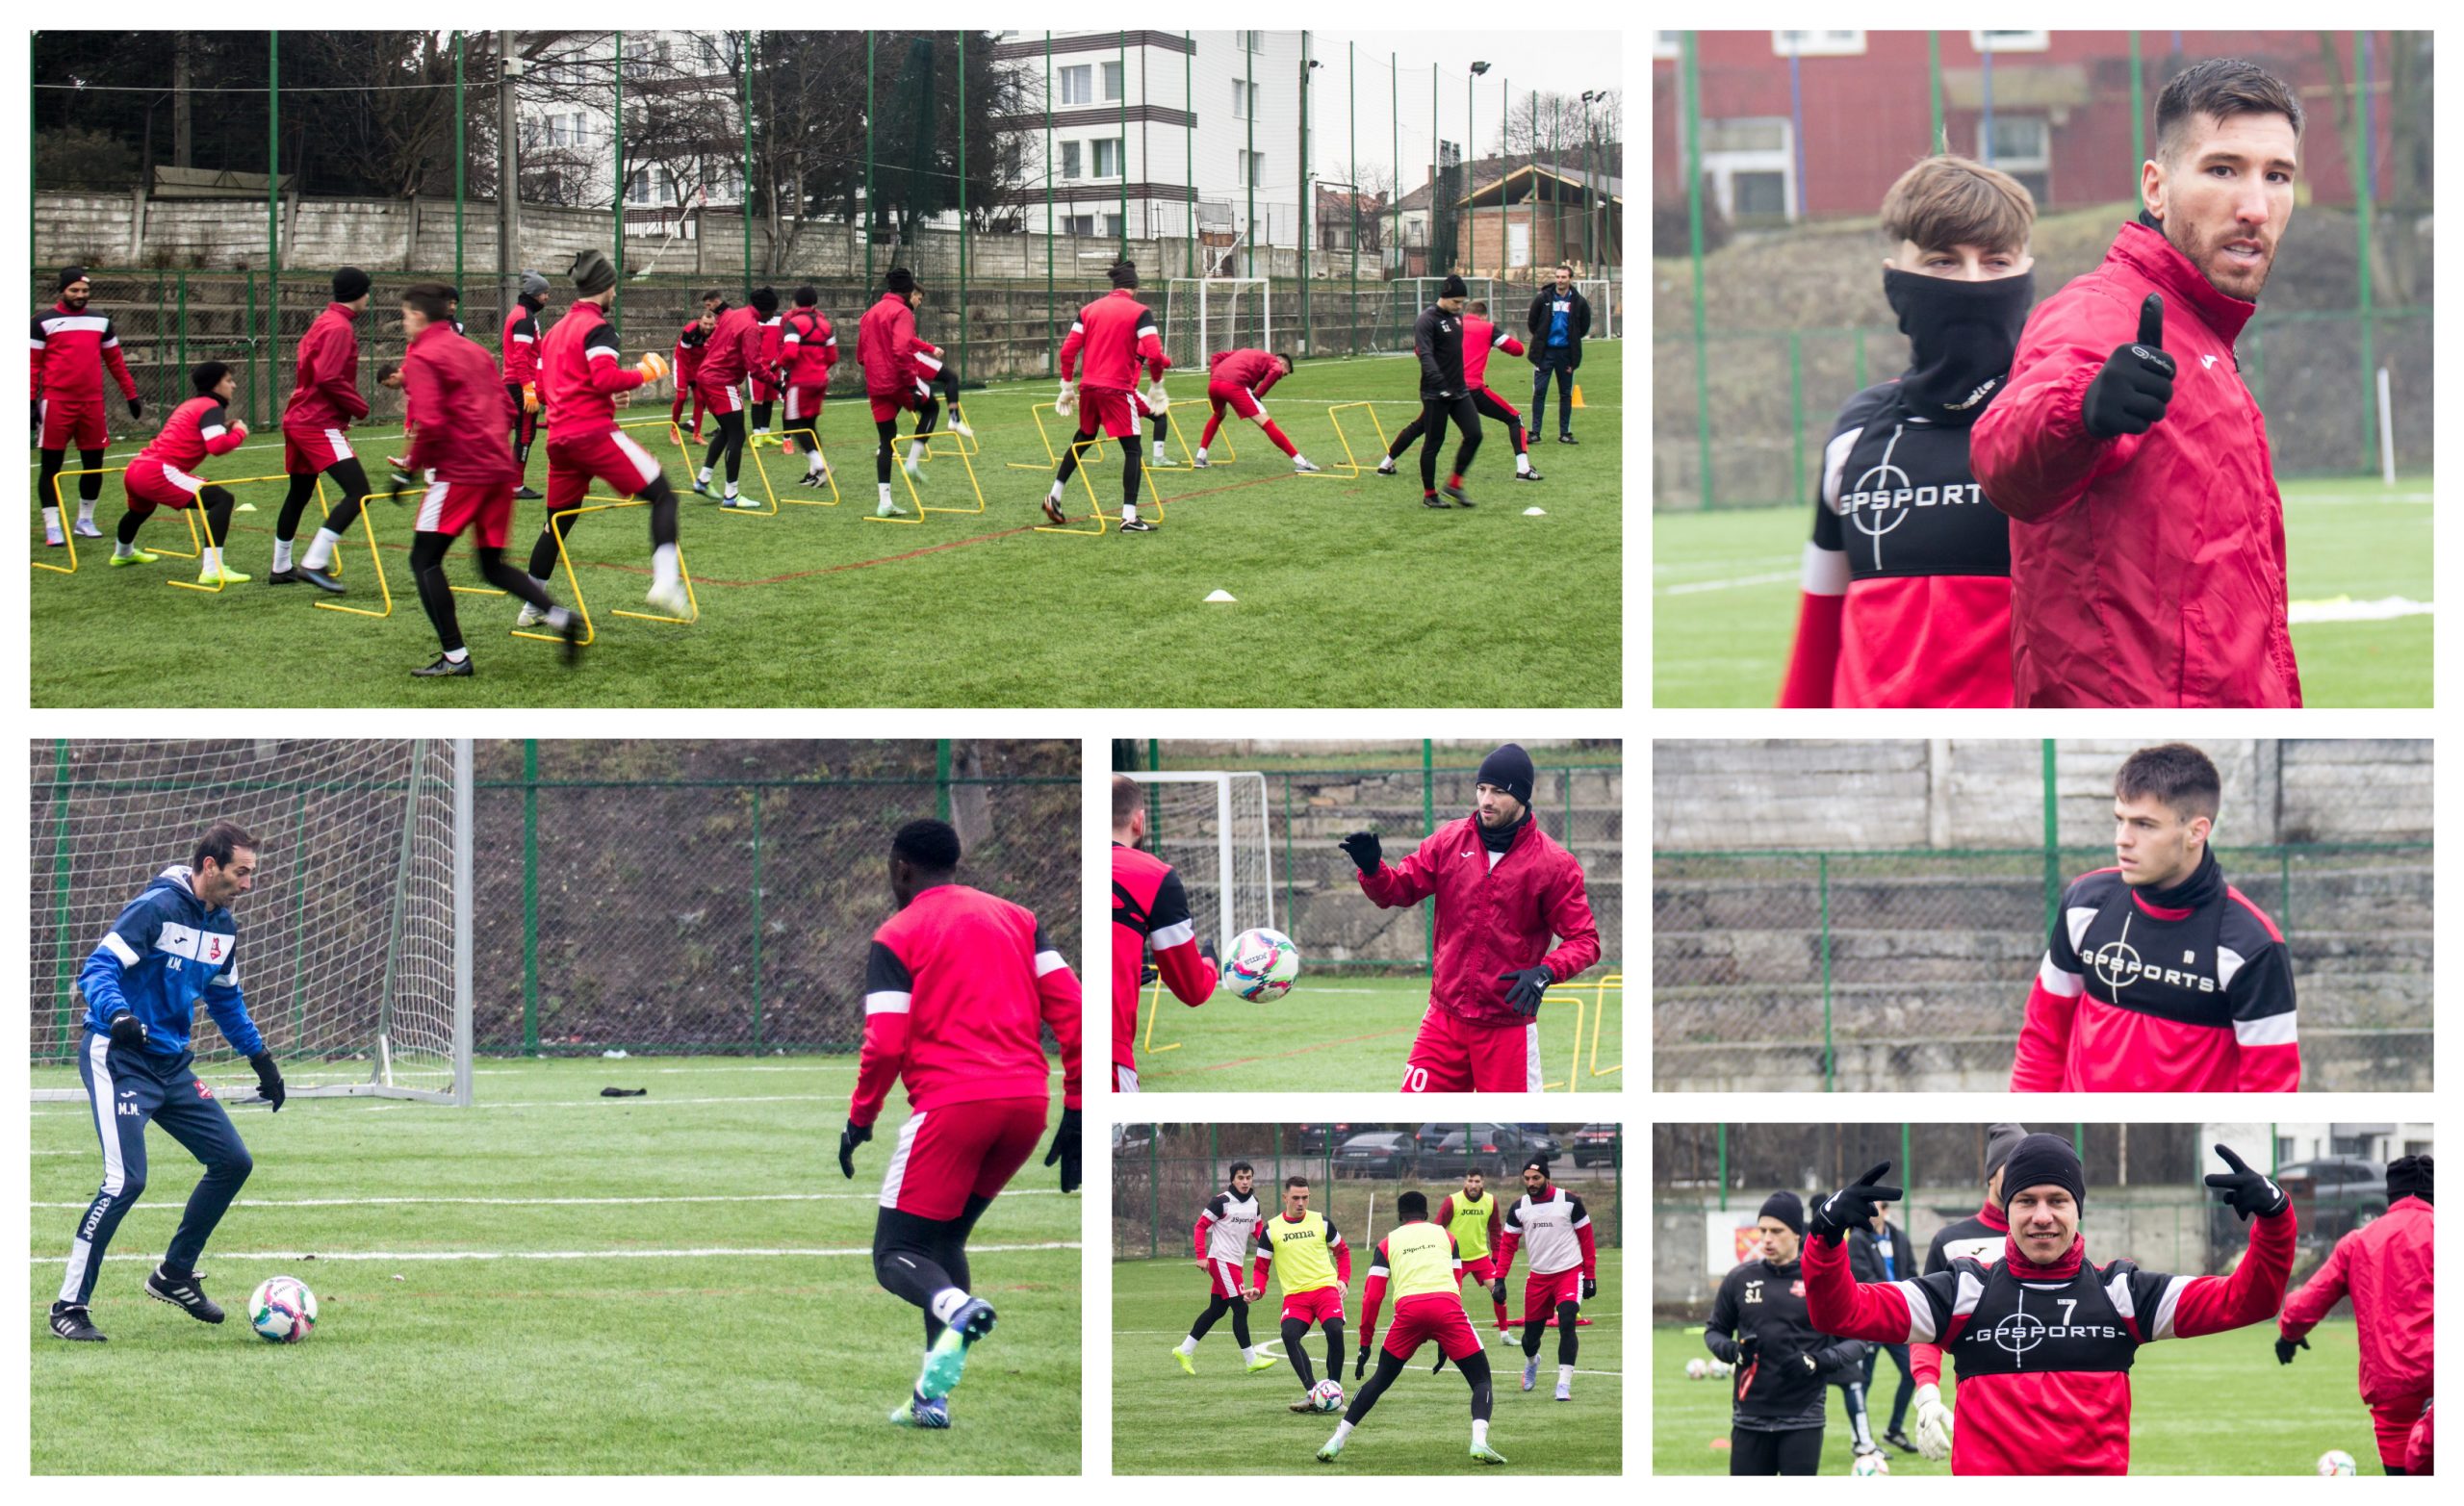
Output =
[
  {"x1": 1708, "y1": 1359, "x2": 1733, "y2": 1379},
  {"x1": 1850, "y1": 1451, "x2": 1890, "y2": 1476},
  {"x1": 1684, "y1": 1357, "x2": 1708, "y2": 1380},
  {"x1": 2316, "y1": 1449, "x2": 2359, "y2": 1476},
  {"x1": 1309, "y1": 1378, "x2": 1346, "y2": 1414},
  {"x1": 248, "y1": 1275, "x2": 318, "y2": 1343},
  {"x1": 1223, "y1": 928, "x2": 1301, "y2": 1002}
]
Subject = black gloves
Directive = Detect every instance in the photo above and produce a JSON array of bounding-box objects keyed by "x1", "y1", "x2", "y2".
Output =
[
  {"x1": 2082, "y1": 293, "x2": 2176, "y2": 438},
  {"x1": 1337, "y1": 831, "x2": 1382, "y2": 875},
  {"x1": 2206, "y1": 1143, "x2": 2290, "y2": 1221},
  {"x1": 2276, "y1": 1335, "x2": 2310, "y2": 1366},
  {"x1": 1353, "y1": 1342, "x2": 1370, "y2": 1380},
  {"x1": 1140, "y1": 961, "x2": 1158, "y2": 987},
  {"x1": 1489, "y1": 1278, "x2": 1507, "y2": 1306},
  {"x1": 1735, "y1": 1332, "x2": 1761, "y2": 1369},
  {"x1": 1498, "y1": 965, "x2": 1552, "y2": 1016},
  {"x1": 1043, "y1": 1106, "x2": 1082, "y2": 1194},
  {"x1": 1775, "y1": 1350, "x2": 1817, "y2": 1377},
  {"x1": 1581, "y1": 1275, "x2": 1597, "y2": 1302},
  {"x1": 836, "y1": 1119, "x2": 872, "y2": 1178},
  {"x1": 128, "y1": 396, "x2": 143, "y2": 421},
  {"x1": 248, "y1": 1051, "x2": 286, "y2": 1111},
  {"x1": 30, "y1": 398, "x2": 39, "y2": 435},
  {"x1": 1810, "y1": 1162, "x2": 1905, "y2": 1242},
  {"x1": 106, "y1": 1011, "x2": 148, "y2": 1051},
  {"x1": 1199, "y1": 937, "x2": 1219, "y2": 968}
]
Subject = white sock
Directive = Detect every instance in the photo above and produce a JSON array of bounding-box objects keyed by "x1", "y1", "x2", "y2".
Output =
[
  {"x1": 652, "y1": 544, "x2": 680, "y2": 590},
  {"x1": 444, "y1": 647, "x2": 470, "y2": 663},
  {"x1": 1517, "y1": 452, "x2": 1532, "y2": 474},
  {"x1": 1331, "y1": 1419, "x2": 1355, "y2": 1443},
  {"x1": 301, "y1": 527, "x2": 342, "y2": 570},
  {"x1": 1559, "y1": 1363, "x2": 1575, "y2": 1385},
  {"x1": 1177, "y1": 1336, "x2": 1199, "y2": 1356},
  {"x1": 272, "y1": 538, "x2": 295, "y2": 572},
  {"x1": 76, "y1": 498, "x2": 96, "y2": 523},
  {"x1": 697, "y1": 466, "x2": 713, "y2": 484},
  {"x1": 1122, "y1": 503, "x2": 1139, "y2": 522},
  {"x1": 724, "y1": 482, "x2": 738, "y2": 499},
  {"x1": 528, "y1": 574, "x2": 552, "y2": 596},
  {"x1": 1153, "y1": 442, "x2": 1167, "y2": 462},
  {"x1": 1241, "y1": 1345, "x2": 1257, "y2": 1365},
  {"x1": 42, "y1": 505, "x2": 62, "y2": 535},
  {"x1": 1048, "y1": 481, "x2": 1065, "y2": 501},
  {"x1": 546, "y1": 605, "x2": 572, "y2": 629},
  {"x1": 200, "y1": 546, "x2": 223, "y2": 574},
  {"x1": 928, "y1": 1287, "x2": 971, "y2": 1327},
  {"x1": 878, "y1": 482, "x2": 894, "y2": 505},
  {"x1": 115, "y1": 541, "x2": 136, "y2": 558},
  {"x1": 908, "y1": 440, "x2": 926, "y2": 464},
  {"x1": 1194, "y1": 447, "x2": 1208, "y2": 461},
  {"x1": 1472, "y1": 1418, "x2": 1488, "y2": 1446},
  {"x1": 807, "y1": 453, "x2": 824, "y2": 475}
]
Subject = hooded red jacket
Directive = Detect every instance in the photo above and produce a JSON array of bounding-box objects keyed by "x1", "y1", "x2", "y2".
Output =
[
  {"x1": 2280, "y1": 1194, "x2": 2434, "y2": 1406},
  {"x1": 1356, "y1": 814, "x2": 1599, "y2": 1029},
  {"x1": 1970, "y1": 220, "x2": 2300, "y2": 708}
]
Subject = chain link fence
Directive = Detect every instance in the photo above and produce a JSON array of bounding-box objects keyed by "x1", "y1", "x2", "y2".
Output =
[
  {"x1": 1653, "y1": 740, "x2": 2432, "y2": 1091},
  {"x1": 1115, "y1": 1122, "x2": 1623, "y2": 1261},
  {"x1": 466, "y1": 738, "x2": 1077, "y2": 1054}
]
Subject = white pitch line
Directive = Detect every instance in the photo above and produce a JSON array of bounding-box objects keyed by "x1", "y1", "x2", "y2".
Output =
[
  {"x1": 29, "y1": 1188, "x2": 1067, "y2": 1212},
  {"x1": 2287, "y1": 596, "x2": 2433, "y2": 624},
  {"x1": 32, "y1": 1240, "x2": 1081, "y2": 1265},
  {"x1": 1656, "y1": 570, "x2": 1798, "y2": 596}
]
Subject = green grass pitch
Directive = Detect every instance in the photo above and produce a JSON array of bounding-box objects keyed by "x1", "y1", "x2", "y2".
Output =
[
  {"x1": 29, "y1": 344, "x2": 1621, "y2": 708},
  {"x1": 1115, "y1": 1251, "x2": 1622, "y2": 1474},
  {"x1": 1652, "y1": 1318, "x2": 2386, "y2": 1475},
  {"x1": 28, "y1": 1057, "x2": 1080, "y2": 1473},
  {"x1": 1128, "y1": 974, "x2": 1624, "y2": 1093},
  {"x1": 1653, "y1": 475, "x2": 2431, "y2": 706}
]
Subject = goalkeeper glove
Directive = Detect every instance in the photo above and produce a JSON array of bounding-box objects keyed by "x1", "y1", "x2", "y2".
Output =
[
  {"x1": 1145, "y1": 377, "x2": 1169, "y2": 413},
  {"x1": 633, "y1": 350, "x2": 671, "y2": 384},
  {"x1": 248, "y1": 1051, "x2": 286, "y2": 1111},
  {"x1": 1055, "y1": 379, "x2": 1077, "y2": 419},
  {"x1": 836, "y1": 1119, "x2": 872, "y2": 1178},
  {"x1": 1353, "y1": 1342, "x2": 1370, "y2": 1380},
  {"x1": 106, "y1": 1011, "x2": 148, "y2": 1051},
  {"x1": 128, "y1": 396, "x2": 144, "y2": 421},
  {"x1": 1912, "y1": 1383, "x2": 1954, "y2": 1460},
  {"x1": 522, "y1": 383, "x2": 540, "y2": 415}
]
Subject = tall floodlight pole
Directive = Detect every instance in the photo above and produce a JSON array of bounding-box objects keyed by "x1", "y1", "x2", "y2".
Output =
[
  {"x1": 1118, "y1": 32, "x2": 1129, "y2": 261},
  {"x1": 741, "y1": 32, "x2": 754, "y2": 291},
  {"x1": 1244, "y1": 37, "x2": 1255, "y2": 277},
  {"x1": 864, "y1": 33, "x2": 875, "y2": 293},
  {"x1": 1045, "y1": 33, "x2": 1054, "y2": 371},
  {"x1": 612, "y1": 33, "x2": 623, "y2": 323},
  {"x1": 500, "y1": 33, "x2": 521, "y2": 318},
  {"x1": 269, "y1": 32, "x2": 282, "y2": 426},
  {"x1": 1299, "y1": 35, "x2": 1313, "y2": 351},
  {"x1": 453, "y1": 34, "x2": 465, "y2": 295}
]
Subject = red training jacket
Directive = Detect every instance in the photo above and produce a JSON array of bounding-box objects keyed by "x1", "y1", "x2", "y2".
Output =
[
  {"x1": 2280, "y1": 1194, "x2": 2434, "y2": 1405},
  {"x1": 857, "y1": 293, "x2": 943, "y2": 398},
  {"x1": 779, "y1": 308, "x2": 838, "y2": 387},
  {"x1": 284, "y1": 302, "x2": 370, "y2": 430},
  {"x1": 696, "y1": 303, "x2": 765, "y2": 389},
  {"x1": 1060, "y1": 289, "x2": 1164, "y2": 391},
  {"x1": 535, "y1": 299, "x2": 643, "y2": 443},
  {"x1": 134, "y1": 396, "x2": 247, "y2": 472},
  {"x1": 850, "y1": 882, "x2": 1080, "y2": 1126},
  {"x1": 1110, "y1": 842, "x2": 1218, "y2": 1082},
  {"x1": 1208, "y1": 347, "x2": 1285, "y2": 397},
  {"x1": 1355, "y1": 814, "x2": 1599, "y2": 1029},
  {"x1": 674, "y1": 317, "x2": 709, "y2": 380},
  {"x1": 32, "y1": 301, "x2": 140, "y2": 408},
  {"x1": 499, "y1": 300, "x2": 549, "y2": 385},
  {"x1": 1970, "y1": 220, "x2": 2300, "y2": 707},
  {"x1": 401, "y1": 322, "x2": 519, "y2": 486},
  {"x1": 1461, "y1": 315, "x2": 1525, "y2": 389}
]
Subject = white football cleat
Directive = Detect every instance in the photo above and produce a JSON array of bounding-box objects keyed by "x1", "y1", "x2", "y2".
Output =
[
  {"x1": 645, "y1": 580, "x2": 690, "y2": 617},
  {"x1": 514, "y1": 602, "x2": 546, "y2": 628}
]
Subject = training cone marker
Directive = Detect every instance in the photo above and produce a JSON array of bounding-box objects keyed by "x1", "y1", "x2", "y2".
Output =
[
  {"x1": 1204, "y1": 589, "x2": 1238, "y2": 603},
  {"x1": 1524, "y1": 506, "x2": 1548, "y2": 516}
]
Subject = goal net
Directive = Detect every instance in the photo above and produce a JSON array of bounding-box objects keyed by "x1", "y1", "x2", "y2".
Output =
[
  {"x1": 29, "y1": 739, "x2": 475, "y2": 1105},
  {"x1": 1391, "y1": 275, "x2": 1496, "y2": 347},
  {"x1": 1161, "y1": 277, "x2": 1273, "y2": 374},
  {"x1": 1125, "y1": 771, "x2": 1273, "y2": 957},
  {"x1": 1576, "y1": 277, "x2": 1620, "y2": 339}
]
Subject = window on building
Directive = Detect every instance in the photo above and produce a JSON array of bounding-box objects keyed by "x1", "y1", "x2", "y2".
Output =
[
  {"x1": 1239, "y1": 31, "x2": 1264, "y2": 53},
  {"x1": 1064, "y1": 213, "x2": 1094, "y2": 237},
  {"x1": 1237, "y1": 148, "x2": 1264, "y2": 188},
  {"x1": 1103, "y1": 61, "x2": 1124, "y2": 102},
  {"x1": 1654, "y1": 32, "x2": 1681, "y2": 59},
  {"x1": 1093, "y1": 138, "x2": 1122, "y2": 178},
  {"x1": 1061, "y1": 140, "x2": 1083, "y2": 180},
  {"x1": 1972, "y1": 31, "x2": 2050, "y2": 53},
  {"x1": 1060, "y1": 64, "x2": 1092, "y2": 107},
  {"x1": 1232, "y1": 80, "x2": 1256, "y2": 121},
  {"x1": 1981, "y1": 115, "x2": 2051, "y2": 205},
  {"x1": 1702, "y1": 116, "x2": 1795, "y2": 223},
  {"x1": 1770, "y1": 31, "x2": 1864, "y2": 57}
]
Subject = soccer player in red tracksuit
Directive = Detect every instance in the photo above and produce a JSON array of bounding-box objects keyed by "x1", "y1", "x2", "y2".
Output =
[
  {"x1": 1805, "y1": 1135, "x2": 2297, "y2": 1475},
  {"x1": 1376, "y1": 300, "x2": 1542, "y2": 481},
  {"x1": 1192, "y1": 345, "x2": 1315, "y2": 472},
  {"x1": 1340, "y1": 743, "x2": 1600, "y2": 1093},
  {"x1": 1322, "y1": 1189, "x2": 1507, "y2": 1466},
  {"x1": 1437, "y1": 1170, "x2": 1512, "y2": 1332},
  {"x1": 33, "y1": 265, "x2": 141, "y2": 546},
  {"x1": 1970, "y1": 61, "x2": 2303, "y2": 708},
  {"x1": 2278, "y1": 1155, "x2": 2434, "y2": 1474},
  {"x1": 270, "y1": 266, "x2": 379, "y2": 595},
  {"x1": 691, "y1": 286, "x2": 769, "y2": 507},
  {"x1": 394, "y1": 281, "x2": 582, "y2": 675},
  {"x1": 500, "y1": 269, "x2": 551, "y2": 500},
  {"x1": 1109, "y1": 773, "x2": 1218, "y2": 1092},
  {"x1": 670, "y1": 293, "x2": 722, "y2": 439},
  {"x1": 2011, "y1": 742, "x2": 2297, "y2": 1093},
  {"x1": 526, "y1": 249, "x2": 686, "y2": 622},
  {"x1": 1249, "y1": 1174, "x2": 1353, "y2": 1412},
  {"x1": 1047, "y1": 261, "x2": 1176, "y2": 531},
  {"x1": 112, "y1": 362, "x2": 247, "y2": 579},
  {"x1": 777, "y1": 287, "x2": 837, "y2": 484},
  {"x1": 859, "y1": 267, "x2": 973, "y2": 519},
  {"x1": 1491, "y1": 1158, "x2": 1599, "y2": 1400},
  {"x1": 838, "y1": 818, "x2": 1082, "y2": 1431}
]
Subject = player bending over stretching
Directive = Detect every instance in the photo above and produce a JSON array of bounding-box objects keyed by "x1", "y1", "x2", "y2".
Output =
[
  {"x1": 1250, "y1": 1175, "x2": 1353, "y2": 1411},
  {"x1": 1378, "y1": 298, "x2": 1540, "y2": 481},
  {"x1": 522, "y1": 249, "x2": 686, "y2": 621},
  {"x1": 1048, "y1": 260, "x2": 1172, "y2": 530},
  {"x1": 837, "y1": 819, "x2": 1082, "y2": 1429},
  {"x1": 1192, "y1": 347, "x2": 1317, "y2": 472},
  {"x1": 692, "y1": 286, "x2": 769, "y2": 508},
  {"x1": 109, "y1": 362, "x2": 249, "y2": 582},
  {"x1": 1174, "y1": 1161, "x2": 1280, "y2": 1376},
  {"x1": 1319, "y1": 1189, "x2": 1507, "y2": 1466}
]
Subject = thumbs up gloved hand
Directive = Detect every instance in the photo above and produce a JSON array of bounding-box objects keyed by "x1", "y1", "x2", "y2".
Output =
[{"x1": 2082, "y1": 293, "x2": 2177, "y2": 438}]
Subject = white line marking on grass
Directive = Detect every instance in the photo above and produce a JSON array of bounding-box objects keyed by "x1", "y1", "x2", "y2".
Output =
[
  {"x1": 36, "y1": 1241, "x2": 1081, "y2": 1265},
  {"x1": 2290, "y1": 491, "x2": 2432, "y2": 504},
  {"x1": 1656, "y1": 571, "x2": 1798, "y2": 596},
  {"x1": 32, "y1": 1189, "x2": 1066, "y2": 1212},
  {"x1": 2287, "y1": 596, "x2": 2433, "y2": 623}
]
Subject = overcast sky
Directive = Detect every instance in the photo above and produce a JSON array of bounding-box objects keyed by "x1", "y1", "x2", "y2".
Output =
[{"x1": 1303, "y1": 31, "x2": 1625, "y2": 178}]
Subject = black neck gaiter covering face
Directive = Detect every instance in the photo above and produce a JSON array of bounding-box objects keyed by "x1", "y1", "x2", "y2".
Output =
[
  {"x1": 1883, "y1": 265, "x2": 2037, "y2": 426},
  {"x1": 1476, "y1": 806, "x2": 1529, "y2": 855}
]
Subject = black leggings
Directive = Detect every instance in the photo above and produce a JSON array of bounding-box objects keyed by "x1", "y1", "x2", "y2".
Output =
[
  {"x1": 1054, "y1": 434, "x2": 1142, "y2": 507},
  {"x1": 526, "y1": 474, "x2": 680, "y2": 583},
  {"x1": 276, "y1": 456, "x2": 371, "y2": 543},
  {"x1": 1386, "y1": 392, "x2": 1525, "y2": 457},
  {"x1": 701, "y1": 410, "x2": 747, "y2": 484},
  {"x1": 506, "y1": 382, "x2": 538, "y2": 465},
  {"x1": 1415, "y1": 393, "x2": 1481, "y2": 489},
  {"x1": 1278, "y1": 1315, "x2": 1347, "y2": 1391},
  {"x1": 1520, "y1": 1299, "x2": 1581, "y2": 1366},
  {"x1": 1189, "y1": 1290, "x2": 1252, "y2": 1349},
  {"x1": 1345, "y1": 1345, "x2": 1491, "y2": 1426},
  {"x1": 120, "y1": 486, "x2": 234, "y2": 549},
  {"x1": 1730, "y1": 1425, "x2": 1824, "y2": 1476},
  {"x1": 874, "y1": 1196, "x2": 996, "y2": 1347},
  {"x1": 38, "y1": 447, "x2": 110, "y2": 506},
  {"x1": 410, "y1": 530, "x2": 559, "y2": 654}
]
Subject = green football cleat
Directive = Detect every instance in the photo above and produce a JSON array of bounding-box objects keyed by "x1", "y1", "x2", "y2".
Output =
[
  {"x1": 1173, "y1": 1347, "x2": 1196, "y2": 1375},
  {"x1": 1316, "y1": 1436, "x2": 1345, "y2": 1463},
  {"x1": 197, "y1": 565, "x2": 251, "y2": 585},
  {"x1": 916, "y1": 1297, "x2": 996, "y2": 1399},
  {"x1": 1245, "y1": 1354, "x2": 1281, "y2": 1374},
  {"x1": 1471, "y1": 1442, "x2": 1509, "y2": 1466},
  {"x1": 889, "y1": 1392, "x2": 951, "y2": 1429},
  {"x1": 108, "y1": 549, "x2": 160, "y2": 567}
]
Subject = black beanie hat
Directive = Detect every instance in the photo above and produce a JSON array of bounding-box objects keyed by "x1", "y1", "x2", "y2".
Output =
[
  {"x1": 2387, "y1": 1154, "x2": 2433, "y2": 1204},
  {"x1": 58, "y1": 266, "x2": 89, "y2": 292},
  {"x1": 751, "y1": 286, "x2": 779, "y2": 316},
  {"x1": 191, "y1": 361, "x2": 230, "y2": 396},
  {"x1": 568, "y1": 249, "x2": 617, "y2": 297},
  {"x1": 1758, "y1": 1190, "x2": 1805, "y2": 1235},
  {"x1": 1476, "y1": 743, "x2": 1536, "y2": 805},
  {"x1": 886, "y1": 267, "x2": 916, "y2": 295},
  {"x1": 1110, "y1": 258, "x2": 1139, "y2": 289},
  {"x1": 332, "y1": 267, "x2": 372, "y2": 303},
  {"x1": 1998, "y1": 1134, "x2": 2085, "y2": 1212},
  {"x1": 1440, "y1": 273, "x2": 1468, "y2": 298},
  {"x1": 1984, "y1": 1123, "x2": 2030, "y2": 1184}
]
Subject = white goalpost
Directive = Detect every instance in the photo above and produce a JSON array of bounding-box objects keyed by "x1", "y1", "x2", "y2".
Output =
[
  {"x1": 1161, "y1": 277, "x2": 1274, "y2": 372},
  {"x1": 1575, "y1": 276, "x2": 1620, "y2": 339},
  {"x1": 28, "y1": 739, "x2": 475, "y2": 1106},
  {"x1": 1125, "y1": 771, "x2": 1273, "y2": 957}
]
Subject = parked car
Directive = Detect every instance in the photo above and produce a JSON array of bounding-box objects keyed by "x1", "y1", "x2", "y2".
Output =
[
  {"x1": 1296, "y1": 1123, "x2": 1370, "y2": 1155},
  {"x1": 1415, "y1": 1123, "x2": 1559, "y2": 1161},
  {"x1": 1333, "y1": 1132, "x2": 1420, "y2": 1179},
  {"x1": 2207, "y1": 1156, "x2": 2387, "y2": 1247},
  {"x1": 1418, "y1": 1125, "x2": 1560, "y2": 1178},
  {"x1": 1113, "y1": 1121, "x2": 1157, "y2": 1155},
  {"x1": 1569, "y1": 1123, "x2": 1621, "y2": 1168}
]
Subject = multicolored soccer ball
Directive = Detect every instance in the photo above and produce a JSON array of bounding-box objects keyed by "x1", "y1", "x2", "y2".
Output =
[
  {"x1": 248, "y1": 1275, "x2": 318, "y2": 1343},
  {"x1": 1684, "y1": 1357, "x2": 1709, "y2": 1380},
  {"x1": 1223, "y1": 928, "x2": 1301, "y2": 1002},
  {"x1": 1850, "y1": 1451, "x2": 1890, "y2": 1477},
  {"x1": 2317, "y1": 1449, "x2": 2359, "y2": 1476},
  {"x1": 1309, "y1": 1379, "x2": 1346, "y2": 1414}
]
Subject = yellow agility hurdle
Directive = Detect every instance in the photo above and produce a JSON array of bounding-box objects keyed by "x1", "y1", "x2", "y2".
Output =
[
  {"x1": 508, "y1": 496, "x2": 699, "y2": 649},
  {"x1": 1140, "y1": 971, "x2": 1187, "y2": 1059},
  {"x1": 1032, "y1": 432, "x2": 1116, "y2": 537},
  {"x1": 636, "y1": 415, "x2": 777, "y2": 519},
  {"x1": 36, "y1": 467, "x2": 122, "y2": 574},
  {"x1": 1296, "y1": 401, "x2": 1391, "y2": 480},
  {"x1": 864, "y1": 425, "x2": 986, "y2": 526},
  {"x1": 309, "y1": 474, "x2": 395, "y2": 620},
  {"x1": 1542, "y1": 973, "x2": 1624, "y2": 1090}
]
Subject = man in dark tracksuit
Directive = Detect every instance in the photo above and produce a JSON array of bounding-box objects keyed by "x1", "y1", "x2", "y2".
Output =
[
  {"x1": 1410, "y1": 274, "x2": 1480, "y2": 508},
  {"x1": 1848, "y1": 1206, "x2": 1919, "y2": 1453},
  {"x1": 50, "y1": 821, "x2": 286, "y2": 1342},
  {"x1": 1703, "y1": 1191, "x2": 1867, "y2": 1475},
  {"x1": 1525, "y1": 264, "x2": 1590, "y2": 443}
]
